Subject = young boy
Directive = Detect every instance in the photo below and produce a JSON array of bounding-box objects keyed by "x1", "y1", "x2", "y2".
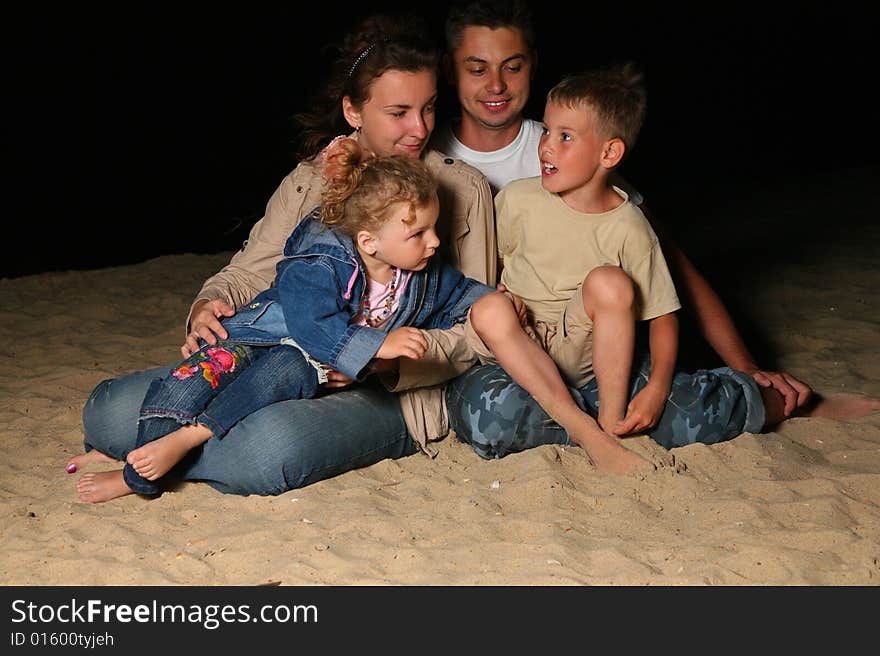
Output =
[{"x1": 490, "y1": 64, "x2": 680, "y2": 434}]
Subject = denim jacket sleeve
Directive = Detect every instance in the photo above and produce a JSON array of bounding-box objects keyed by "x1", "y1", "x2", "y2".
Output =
[
  {"x1": 276, "y1": 256, "x2": 386, "y2": 381},
  {"x1": 421, "y1": 260, "x2": 495, "y2": 329}
]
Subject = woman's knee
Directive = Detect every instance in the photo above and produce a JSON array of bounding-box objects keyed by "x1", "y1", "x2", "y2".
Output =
[
  {"x1": 582, "y1": 266, "x2": 634, "y2": 313},
  {"x1": 82, "y1": 369, "x2": 163, "y2": 459}
]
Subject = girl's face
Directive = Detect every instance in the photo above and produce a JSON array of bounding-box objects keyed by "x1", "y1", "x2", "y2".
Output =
[
  {"x1": 343, "y1": 69, "x2": 437, "y2": 159},
  {"x1": 363, "y1": 194, "x2": 440, "y2": 271}
]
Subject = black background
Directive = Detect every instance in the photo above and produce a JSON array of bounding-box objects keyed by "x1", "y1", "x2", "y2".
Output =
[{"x1": 2, "y1": 2, "x2": 876, "y2": 279}]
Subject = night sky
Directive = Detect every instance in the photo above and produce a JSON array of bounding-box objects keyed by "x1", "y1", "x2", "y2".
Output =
[{"x1": 3, "y1": 2, "x2": 876, "y2": 279}]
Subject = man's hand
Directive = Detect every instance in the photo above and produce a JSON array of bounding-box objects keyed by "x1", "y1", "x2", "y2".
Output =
[
  {"x1": 750, "y1": 369, "x2": 813, "y2": 416},
  {"x1": 376, "y1": 327, "x2": 428, "y2": 361},
  {"x1": 182, "y1": 299, "x2": 235, "y2": 357}
]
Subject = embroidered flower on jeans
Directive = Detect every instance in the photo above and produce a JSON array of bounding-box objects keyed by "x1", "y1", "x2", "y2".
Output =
[
  {"x1": 173, "y1": 345, "x2": 243, "y2": 388},
  {"x1": 172, "y1": 364, "x2": 199, "y2": 381}
]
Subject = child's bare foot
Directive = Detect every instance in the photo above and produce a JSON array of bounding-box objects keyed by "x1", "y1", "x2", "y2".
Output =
[
  {"x1": 570, "y1": 427, "x2": 654, "y2": 475},
  {"x1": 127, "y1": 425, "x2": 211, "y2": 481},
  {"x1": 77, "y1": 470, "x2": 133, "y2": 503},
  {"x1": 65, "y1": 449, "x2": 117, "y2": 474},
  {"x1": 802, "y1": 393, "x2": 880, "y2": 420}
]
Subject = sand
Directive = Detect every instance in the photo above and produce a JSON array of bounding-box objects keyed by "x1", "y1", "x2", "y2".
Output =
[{"x1": 1, "y1": 167, "x2": 878, "y2": 586}]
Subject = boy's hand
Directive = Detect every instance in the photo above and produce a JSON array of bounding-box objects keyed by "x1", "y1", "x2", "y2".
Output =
[
  {"x1": 613, "y1": 382, "x2": 669, "y2": 436},
  {"x1": 376, "y1": 327, "x2": 428, "y2": 361}
]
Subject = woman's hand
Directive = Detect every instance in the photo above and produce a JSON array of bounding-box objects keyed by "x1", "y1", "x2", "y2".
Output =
[{"x1": 182, "y1": 299, "x2": 236, "y2": 357}]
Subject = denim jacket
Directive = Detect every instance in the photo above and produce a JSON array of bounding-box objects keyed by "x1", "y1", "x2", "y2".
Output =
[{"x1": 222, "y1": 212, "x2": 494, "y2": 381}]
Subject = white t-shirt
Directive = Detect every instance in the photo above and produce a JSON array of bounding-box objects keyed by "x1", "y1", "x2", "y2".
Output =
[
  {"x1": 431, "y1": 119, "x2": 543, "y2": 195},
  {"x1": 431, "y1": 118, "x2": 643, "y2": 205}
]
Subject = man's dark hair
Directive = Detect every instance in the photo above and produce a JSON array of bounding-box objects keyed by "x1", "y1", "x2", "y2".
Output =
[{"x1": 445, "y1": 0, "x2": 536, "y2": 53}]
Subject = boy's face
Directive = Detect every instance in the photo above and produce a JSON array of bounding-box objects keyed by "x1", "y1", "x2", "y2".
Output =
[
  {"x1": 371, "y1": 194, "x2": 441, "y2": 271},
  {"x1": 447, "y1": 26, "x2": 533, "y2": 132},
  {"x1": 539, "y1": 101, "x2": 607, "y2": 195}
]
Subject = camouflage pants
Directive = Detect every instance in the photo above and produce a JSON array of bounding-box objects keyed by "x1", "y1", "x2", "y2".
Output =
[{"x1": 445, "y1": 352, "x2": 766, "y2": 459}]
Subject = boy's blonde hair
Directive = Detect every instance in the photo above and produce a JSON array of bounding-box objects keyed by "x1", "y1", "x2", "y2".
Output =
[
  {"x1": 320, "y1": 137, "x2": 438, "y2": 237},
  {"x1": 547, "y1": 63, "x2": 646, "y2": 151}
]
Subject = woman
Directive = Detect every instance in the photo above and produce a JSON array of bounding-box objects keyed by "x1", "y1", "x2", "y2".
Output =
[{"x1": 74, "y1": 13, "x2": 494, "y2": 501}]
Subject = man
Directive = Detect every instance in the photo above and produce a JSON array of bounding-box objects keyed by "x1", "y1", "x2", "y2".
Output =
[{"x1": 432, "y1": 0, "x2": 851, "y2": 459}]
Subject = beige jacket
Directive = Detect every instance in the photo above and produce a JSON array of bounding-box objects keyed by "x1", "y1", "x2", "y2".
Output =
[{"x1": 189, "y1": 145, "x2": 496, "y2": 452}]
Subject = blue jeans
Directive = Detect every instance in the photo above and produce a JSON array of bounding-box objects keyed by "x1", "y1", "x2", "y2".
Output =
[
  {"x1": 122, "y1": 343, "x2": 321, "y2": 495},
  {"x1": 445, "y1": 353, "x2": 766, "y2": 459},
  {"x1": 83, "y1": 367, "x2": 417, "y2": 496}
]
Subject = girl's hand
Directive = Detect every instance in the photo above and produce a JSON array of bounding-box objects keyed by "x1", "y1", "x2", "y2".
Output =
[
  {"x1": 182, "y1": 299, "x2": 235, "y2": 357},
  {"x1": 321, "y1": 367, "x2": 354, "y2": 389},
  {"x1": 376, "y1": 327, "x2": 428, "y2": 361}
]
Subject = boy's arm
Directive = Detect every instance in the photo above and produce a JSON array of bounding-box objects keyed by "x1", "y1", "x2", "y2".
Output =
[
  {"x1": 613, "y1": 311, "x2": 678, "y2": 436},
  {"x1": 642, "y1": 204, "x2": 812, "y2": 415}
]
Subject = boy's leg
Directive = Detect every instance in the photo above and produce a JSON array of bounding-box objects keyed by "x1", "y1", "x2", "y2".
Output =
[
  {"x1": 468, "y1": 292, "x2": 651, "y2": 474},
  {"x1": 579, "y1": 352, "x2": 765, "y2": 448},
  {"x1": 580, "y1": 266, "x2": 636, "y2": 432}
]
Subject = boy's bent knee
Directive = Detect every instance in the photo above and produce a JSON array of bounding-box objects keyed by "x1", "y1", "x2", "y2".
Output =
[
  {"x1": 582, "y1": 266, "x2": 634, "y2": 311},
  {"x1": 470, "y1": 291, "x2": 514, "y2": 334}
]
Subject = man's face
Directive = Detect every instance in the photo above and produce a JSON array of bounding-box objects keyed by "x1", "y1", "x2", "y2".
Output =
[{"x1": 448, "y1": 26, "x2": 533, "y2": 132}]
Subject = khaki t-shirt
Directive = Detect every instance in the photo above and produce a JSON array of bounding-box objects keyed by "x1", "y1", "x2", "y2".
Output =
[{"x1": 496, "y1": 177, "x2": 680, "y2": 324}]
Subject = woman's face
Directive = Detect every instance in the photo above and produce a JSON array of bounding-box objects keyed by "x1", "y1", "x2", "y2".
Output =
[{"x1": 343, "y1": 68, "x2": 437, "y2": 159}]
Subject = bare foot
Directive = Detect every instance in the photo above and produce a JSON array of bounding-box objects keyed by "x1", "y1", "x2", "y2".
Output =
[
  {"x1": 570, "y1": 427, "x2": 654, "y2": 475},
  {"x1": 65, "y1": 449, "x2": 117, "y2": 474},
  {"x1": 127, "y1": 425, "x2": 211, "y2": 481},
  {"x1": 77, "y1": 470, "x2": 133, "y2": 503},
  {"x1": 802, "y1": 393, "x2": 880, "y2": 420}
]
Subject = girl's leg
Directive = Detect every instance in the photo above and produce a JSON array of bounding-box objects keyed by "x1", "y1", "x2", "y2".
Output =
[
  {"x1": 79, "y1": 367, "x2": 416, "y2": 499},
  {"x1": 469, "y1": 292, "x2": 651, "y2": 474},
  {"x1": 126, "y1": 344, "x2": 317, "y2": 484},
  {"x1": 122, "y1": 344, "x2": 259, "y2": 496}
]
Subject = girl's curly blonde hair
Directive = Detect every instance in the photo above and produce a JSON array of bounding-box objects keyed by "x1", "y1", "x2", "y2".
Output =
[{"x1": 320, "y1": 137, "x2": 438, "y2": 237}]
